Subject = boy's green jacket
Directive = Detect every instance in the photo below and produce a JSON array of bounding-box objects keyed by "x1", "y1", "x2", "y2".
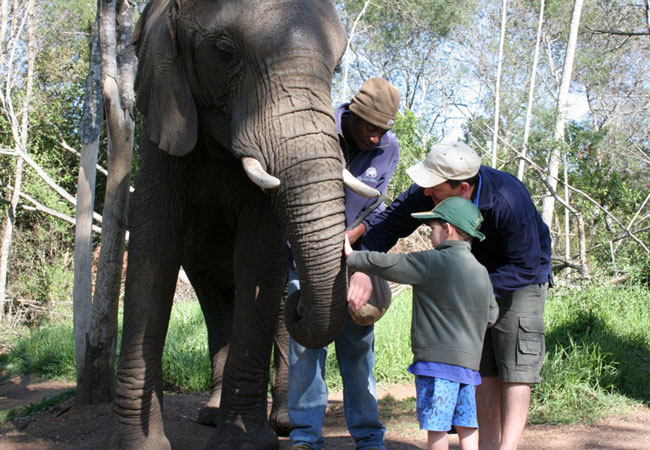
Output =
[{"x1": 348, "y1": 240, "x2": 498, "y2": 370}]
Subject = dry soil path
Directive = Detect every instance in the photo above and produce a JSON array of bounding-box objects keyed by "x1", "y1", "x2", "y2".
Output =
[{"x1": 1, "y1": 376, "x2": 649, "y2": 449}]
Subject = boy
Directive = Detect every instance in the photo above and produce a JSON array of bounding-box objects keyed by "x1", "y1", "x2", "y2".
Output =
[{"x1": 344, "y1": 197, "x2": 498, "y2": 450}]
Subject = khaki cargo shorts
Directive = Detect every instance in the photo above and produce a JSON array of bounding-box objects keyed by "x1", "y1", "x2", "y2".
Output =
[{"x1": 479, "y1": 283, "x2": 547, "y2": 383}]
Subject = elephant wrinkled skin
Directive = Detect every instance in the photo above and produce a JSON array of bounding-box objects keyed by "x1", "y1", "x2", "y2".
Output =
[{"x1": 109, "y1": 1, "x2": 349, "y2": 449}]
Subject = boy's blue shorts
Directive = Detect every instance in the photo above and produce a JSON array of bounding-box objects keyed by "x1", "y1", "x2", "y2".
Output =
[{"x1": 414, "y1": 375, "x2": 478, "y2": 431}]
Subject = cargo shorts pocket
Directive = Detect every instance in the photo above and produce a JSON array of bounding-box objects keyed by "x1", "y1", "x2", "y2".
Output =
[{"x1": 516, "y1": 317, "x2": 545, "y2": 369}]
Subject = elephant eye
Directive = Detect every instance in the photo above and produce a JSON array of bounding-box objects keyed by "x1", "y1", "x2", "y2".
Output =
[{"x1": 214, "y1": 38, "x2": 239, "y2": 70}]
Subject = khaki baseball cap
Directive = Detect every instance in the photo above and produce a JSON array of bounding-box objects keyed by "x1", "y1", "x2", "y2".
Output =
[
  {"x1": 411, "y1": 197, "x2": 485, "y2": 241},
  {"x1": 406, "y1": 141, "x2": 481, "y2": 188},
  {"x1": 349, "y1": 78, "x2": 400, "y2": 130}
]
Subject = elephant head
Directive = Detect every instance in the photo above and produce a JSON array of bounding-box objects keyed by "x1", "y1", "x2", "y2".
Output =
[{"x1": 131, "y1": 0, "x2": 368, "y2": 348}]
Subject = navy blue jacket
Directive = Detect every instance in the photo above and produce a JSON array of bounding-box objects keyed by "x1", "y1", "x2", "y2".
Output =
[
  {"x1": 336, "y1": 104, "x2": 400, "y2": 245},
  {"x1": 362, "y1": 165, "x2": 552, "y2": 299}
]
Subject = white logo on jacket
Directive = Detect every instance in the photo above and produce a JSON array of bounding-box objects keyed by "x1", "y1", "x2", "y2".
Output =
[{"x1": 357, "y1": 167, "x2": 377, "y2": 182}]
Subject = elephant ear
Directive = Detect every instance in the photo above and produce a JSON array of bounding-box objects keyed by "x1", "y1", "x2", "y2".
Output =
[{"x1": 133, "y1": 0, "x2": 197, "y2": 156}]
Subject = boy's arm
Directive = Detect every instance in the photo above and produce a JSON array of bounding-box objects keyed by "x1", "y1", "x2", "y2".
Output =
[{"x1": 347, "y1": 250, "x2": 430, "y2": 286}]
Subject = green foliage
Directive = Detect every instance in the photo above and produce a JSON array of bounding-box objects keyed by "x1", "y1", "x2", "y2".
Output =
[
  {"x1": 2, "y1": 324, "x2": 76, "y2": 379},
  {"x1": 3, "y1": 389, "x2": 75, "y2": 422},
  {"x1": 161, "y1": 301, "x2": 212, "y2": 393},
  {"x1": 385, "y1": 110, "x2": 430, "y2": 203},
  {"x1": 530, "y1": 285, "x2": 650, "y2": 423},
  {"x1": 7, "y1": 180, "x2": 75, "y2": 324}
]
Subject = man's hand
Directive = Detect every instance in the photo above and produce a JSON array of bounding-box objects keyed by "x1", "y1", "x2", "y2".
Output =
[
  {"x1": 344, "y1": 233, "x2": 354, "y2": 259},
  {"x1": 347, "y1": 271, "x2": 373, "y2": 310},
  {"x1": 345, "y1": 223, "x2": 366, "y2": 246}
]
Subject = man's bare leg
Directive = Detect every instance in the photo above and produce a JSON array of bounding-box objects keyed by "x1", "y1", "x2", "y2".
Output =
[
  {"x1": 477, "y1": 377, "x2": 501, "y2": 450},
  {"x1": 498, "y1": 382, "x2": 530, "y2": 450}
]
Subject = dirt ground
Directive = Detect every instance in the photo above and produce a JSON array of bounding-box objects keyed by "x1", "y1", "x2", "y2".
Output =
[{"x1": 1, "y1": 376, "x2": 650, "y2": 449}]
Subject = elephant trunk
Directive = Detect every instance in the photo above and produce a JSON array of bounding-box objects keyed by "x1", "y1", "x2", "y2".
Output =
[{"x1": 274, "y1": 139, "x2": 348, "y2": 349}]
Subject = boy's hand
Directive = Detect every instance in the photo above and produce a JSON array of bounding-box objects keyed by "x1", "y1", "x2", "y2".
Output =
[
  {"x1": 348, "y1": 271, "x2": 372, "y2": 310},
  {"x1": 344, "y1": 233, "x2": 353, "y2": 259}
]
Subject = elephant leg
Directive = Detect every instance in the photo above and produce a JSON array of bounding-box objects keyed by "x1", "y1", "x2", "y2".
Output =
[
  {"x1": 109, "y1": 224, "x2": 182, "y2": 450},
  {"x1": 108, "y1": 149, "x2": 187, "y2": 450},
  {"x1": 184, "y1": 268, "x2": 235, "y2": 426},
  {"x1": 207, "y1": 206, "x2": 286, "y2": 450},
  {"x1": 269, "y1": 285, "x2": 290, "y2": 437}
]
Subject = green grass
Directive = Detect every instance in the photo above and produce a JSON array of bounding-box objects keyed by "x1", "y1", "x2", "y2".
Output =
[
  {"x1": 529, "y1": 284, "x2": 650, "y2": 424},
  {"x1": 2, "y1": 389, "x2": 75, "y2": 422},
  {"x1": 1, "y1": 284, "x2": 648, "y2": 426},
  {"x1": 0, "y1": 324, "x2": 77, "y2": 380},
  {"x1": 161, "y1": 301, "x2": 212, "y2": 392}
]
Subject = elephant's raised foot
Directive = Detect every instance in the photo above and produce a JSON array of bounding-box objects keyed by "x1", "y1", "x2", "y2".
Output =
[
  {"x1": 206, "y1": 418, "x2": 278, "y2": 450},
  {"x1": 199, "y1": 406, "x2": 220, "y2": 427},
  {"x1": 269, "y1": 408, "x2": 290, "y2": 437}
]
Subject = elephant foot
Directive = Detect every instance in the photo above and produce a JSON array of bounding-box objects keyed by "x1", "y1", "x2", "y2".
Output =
[
  {"x1": 198, "y1": 405, "x2": 220, "y2": 427},
  {"x1": 207, "y1": 417, "x2": 278, "y2": 450},
  {"x1": 269, "y1": 408, "x2": 290, "y2": 437},
  {"x1": 107, "y1": 430, "x2": 171, "y2": 450}
]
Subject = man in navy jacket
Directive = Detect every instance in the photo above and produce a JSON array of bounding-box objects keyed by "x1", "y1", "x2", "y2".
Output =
[
  {"x1": 288, "y1": 78, "x2": 400, "y2": 450},
  {"x1": 352, "y1": 141, "x2": 551, "y2": 450}
]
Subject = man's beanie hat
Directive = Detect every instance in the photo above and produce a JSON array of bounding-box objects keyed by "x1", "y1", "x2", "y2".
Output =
[{"x1": 349, "y1": 78, "x2": 400, "y2": 130}]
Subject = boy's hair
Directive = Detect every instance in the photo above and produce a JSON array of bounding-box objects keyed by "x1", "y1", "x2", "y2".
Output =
[{"x1": 427, "y1": 218, "x2": 473, "y2": 242}]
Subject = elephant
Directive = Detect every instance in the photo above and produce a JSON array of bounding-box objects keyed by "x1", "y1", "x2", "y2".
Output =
[{"x1": 108, "y1": 0, "x2": 379, "y2": 449}]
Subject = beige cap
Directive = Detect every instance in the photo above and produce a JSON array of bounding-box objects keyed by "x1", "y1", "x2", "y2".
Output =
[
  {"x1": 406, "y1": 141, "x2": 481, "y2": 188},
  {"x1": 349, "y1": 78, "x2": 400, "y2": 130}
]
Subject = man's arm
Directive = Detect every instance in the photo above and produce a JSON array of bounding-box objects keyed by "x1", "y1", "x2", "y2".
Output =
[
  {"x1": 346, "y1": 223, "x2": 366, "y2": 245},
  {"x1": 361, "y1": 183, "x2": 433, "y2": 252}
]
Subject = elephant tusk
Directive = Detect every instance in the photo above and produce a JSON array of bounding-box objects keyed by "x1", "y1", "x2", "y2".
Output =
[
  {"x1": 242, "y1": 157, "x2": 281, "y2": 189},
  {"x1": 343, "y1": 169, "x2": 380, "y2": 198}
]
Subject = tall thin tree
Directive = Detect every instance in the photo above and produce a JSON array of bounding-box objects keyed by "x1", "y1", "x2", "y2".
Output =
[
  {"x1": 76, "y1": 0, "x2": 136, "y2": 405},
  {"x1": 491, "y1": 0, "x2": 508, "y2": 168},
  {"x1": 73, "y1": 18, "x2": 102, "y2": 381},
  {"x1": 517, "y1": 0, "x2": 545, "y2": 181},
  {"x1": 542, "y1": 0, "x2": 584, "y2": 227}
]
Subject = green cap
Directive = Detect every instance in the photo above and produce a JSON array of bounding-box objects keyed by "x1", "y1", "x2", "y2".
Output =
[{"x1": 411, "y1": 197, "x2": 485, "y2": 241}]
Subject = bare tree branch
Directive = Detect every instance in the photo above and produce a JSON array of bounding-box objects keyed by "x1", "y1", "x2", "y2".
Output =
[
  {"x1": 3, "y1": 146, "x2": 104, "y2": 225},
  {"x1": 585, "y1": 26, "x2": 650, "y2": 37},
  {"x1": 6, "y1": 187, "x2": 103, "y2": 235}
]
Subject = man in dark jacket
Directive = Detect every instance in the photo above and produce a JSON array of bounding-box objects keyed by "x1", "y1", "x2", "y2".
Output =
[
  {"x1": 352, "y1": 141, "x2": 551, "y2": 450},
  {"x1": 288, "y1": 77, "x2": 400, "y2": 450}
]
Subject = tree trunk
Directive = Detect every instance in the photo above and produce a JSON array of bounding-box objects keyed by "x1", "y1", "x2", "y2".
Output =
[
  {"x1": 77, "y1": 0, "x2": 136, "y2": 405},
  {"x1": 0, "y1": 158, "x2": 23, "y2": 322},
  {"x1": 517, "y1": 0, "x2": 545, "y2": 181},
  {"x1": 73, "y1": 19, "x2": 102, "y2": 382},
  {"x1": 542, "y1": 0, "x2": 584, "y2": 227},
  {"x1": 491, "y1": 0, "x2": 508, "y2": 168}
]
